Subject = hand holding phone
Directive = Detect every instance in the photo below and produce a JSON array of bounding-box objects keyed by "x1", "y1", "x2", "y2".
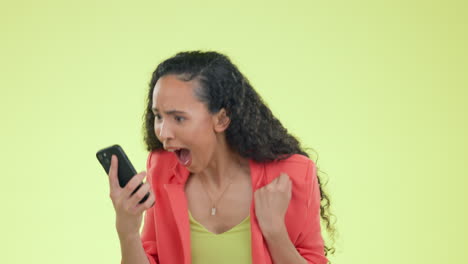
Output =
[
  {"x1": 96, "y1": 144, "x2": 150, "y2": 204},
  {"x1": 97, "y1": 144, "x2": 155, "y2": 237}
]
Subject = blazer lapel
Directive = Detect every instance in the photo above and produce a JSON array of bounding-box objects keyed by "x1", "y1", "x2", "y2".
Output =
[
  {"x1": 249, "y1": 159, "x2": 273, "y2": 264},
  {"x1": 165, "y1": 183, "x2": 191, "y2": 264}
]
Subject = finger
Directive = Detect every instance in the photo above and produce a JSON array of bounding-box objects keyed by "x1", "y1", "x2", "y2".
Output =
[
  {"x1": 135, "y1": 191, "x2": 156, "y2": 215},
  {"x1": 254, "y1": 189, "x2": 261, "y2": 205},
  {"x1": 108, "y1": 155, "x2": 120, "y2": 190},
  {"x1": 275, "y1": 174, "x2": 281, "y2": 183},
  {"x1": 129, "y1": 182, "x2": 151, "y2": 207},
  {"x1": 269, "y1": 175, "x2": 280, "y2": 187},
  {"x1": 123, "y1": 171, "x2": 147, "y2": 198},
  {"x1": 266, "y1": 181, "x2": 275, "y2": 191},
  {"x1": 278, "y1": 173, "x2": 289, "y2": 186}
]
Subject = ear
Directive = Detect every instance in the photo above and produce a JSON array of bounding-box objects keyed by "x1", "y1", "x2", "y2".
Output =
[{"x1": 212, "y1": 108, "x2": 231, "y2": 133}]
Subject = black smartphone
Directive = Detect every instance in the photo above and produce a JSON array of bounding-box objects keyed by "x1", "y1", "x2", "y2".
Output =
[{"x1": 96, "y1": 144, "x2": 149, "y2": 204}]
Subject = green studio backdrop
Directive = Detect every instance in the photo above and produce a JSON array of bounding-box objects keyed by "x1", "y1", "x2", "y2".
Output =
[{"x1": 1, "y1": 0, "x2": 467, "y2": 263}]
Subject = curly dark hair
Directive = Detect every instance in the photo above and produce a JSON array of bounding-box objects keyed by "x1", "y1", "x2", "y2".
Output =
[{"x1": 142, "y1": 50, "x2": 338, "y2": 261}]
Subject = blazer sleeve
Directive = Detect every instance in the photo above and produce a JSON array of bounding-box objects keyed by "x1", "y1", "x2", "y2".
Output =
[
  {"x1": 138, "y1": 152, "x2": 160, "y2": 264},
  {"x1": 294, "y1": 160, "x2": 329, "y2": 264}
]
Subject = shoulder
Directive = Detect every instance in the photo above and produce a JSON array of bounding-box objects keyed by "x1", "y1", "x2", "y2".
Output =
[
  {"x1": 146, "y1": 149, "x2": 176, "y2": 168},
  {"x1": 263, "y1": 154, "x2": 317, "y2": 185},
  {"x1": 145, "y1": 150, "x2": 178, "y2": 184}
]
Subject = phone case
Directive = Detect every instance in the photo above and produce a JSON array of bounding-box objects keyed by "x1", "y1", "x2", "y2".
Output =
[{"x1": 96, "y1": 144, "x2": 149, "y2": 204}]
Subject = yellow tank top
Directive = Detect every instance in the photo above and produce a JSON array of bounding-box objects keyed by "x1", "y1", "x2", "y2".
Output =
[{"x1": 189, "y1": 210, "x2": 252, "y2": 264}]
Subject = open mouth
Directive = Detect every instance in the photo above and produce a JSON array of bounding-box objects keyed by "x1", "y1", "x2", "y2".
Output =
[{"x1": 175, "y1": 148, "x2": 191, "y2": 166}]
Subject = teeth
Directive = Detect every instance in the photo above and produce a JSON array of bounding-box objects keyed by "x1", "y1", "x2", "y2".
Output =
[{"x1": 168, "y1": 148, "x2": 181, "y2": 152}]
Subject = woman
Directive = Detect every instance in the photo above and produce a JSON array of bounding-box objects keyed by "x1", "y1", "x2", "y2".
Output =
[{"x1": 107, "y1": 51, "x2": 336, "y2": 264}]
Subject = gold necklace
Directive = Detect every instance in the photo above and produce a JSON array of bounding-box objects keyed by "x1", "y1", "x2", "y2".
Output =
[{"x1": 198, "y1": 174, "x2": 234, "y2": 216}]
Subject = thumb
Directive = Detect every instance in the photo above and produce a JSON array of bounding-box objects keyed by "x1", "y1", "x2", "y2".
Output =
[{"x1": 108, "y1": 155, "x2": 120, "y2": 190}]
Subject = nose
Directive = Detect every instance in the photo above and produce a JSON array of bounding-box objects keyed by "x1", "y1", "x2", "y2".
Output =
[{"x1": 156, "y1": 119, "x2": 174, "y2": 142}]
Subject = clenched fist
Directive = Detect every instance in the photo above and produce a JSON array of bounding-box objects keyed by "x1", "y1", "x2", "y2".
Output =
[{"x1": 254, "y1": 173, "x2": 292, "y2": 236}]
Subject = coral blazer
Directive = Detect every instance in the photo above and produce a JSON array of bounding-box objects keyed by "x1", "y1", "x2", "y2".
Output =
[{"x1": 137, "y1": 150, "x2": 328, "y2": 264}]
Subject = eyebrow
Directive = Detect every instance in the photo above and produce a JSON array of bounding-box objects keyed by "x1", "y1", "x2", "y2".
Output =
[{"x1": 151, "y1": 107, "x2": 187, "y2": 115}]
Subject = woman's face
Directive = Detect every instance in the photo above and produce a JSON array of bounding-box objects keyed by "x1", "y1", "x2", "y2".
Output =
[{"x1": 152, "y1": 74, "x2": 222, "y2": 172}]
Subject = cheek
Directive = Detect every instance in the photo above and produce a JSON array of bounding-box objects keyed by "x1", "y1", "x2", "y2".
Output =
[
  {"x1": 192, "y1": 127, "x2": 214, "y2": 144},
  {"x1": 153, "y1": 123, "x2": 161, "y2": 138},
  {"x1": 192, "y1": 132, "x2": 217, "y2": 159},
  {"x1": 183, "y1": 120, "x2": 208, "y2": 138},
  {"x1": 187, "y1": 127, "x2": 213, "y2": 148}
]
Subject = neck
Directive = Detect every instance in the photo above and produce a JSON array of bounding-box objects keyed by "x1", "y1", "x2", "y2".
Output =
[{"x1": 194, "y1": 139, "x2": 249, "y2": 192}]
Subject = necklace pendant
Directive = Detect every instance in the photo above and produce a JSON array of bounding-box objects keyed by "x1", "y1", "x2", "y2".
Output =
[{"x1": 211, "y1": 207, "x2": 216, "y2": 216}]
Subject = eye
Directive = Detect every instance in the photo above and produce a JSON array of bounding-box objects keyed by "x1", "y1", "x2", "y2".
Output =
[
  {"x1": 154, "y1": 113, "x2": 162, "y2": 121},
  {"x1": 175, "y1": 116, "x2": 185, "y2": 122}
]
